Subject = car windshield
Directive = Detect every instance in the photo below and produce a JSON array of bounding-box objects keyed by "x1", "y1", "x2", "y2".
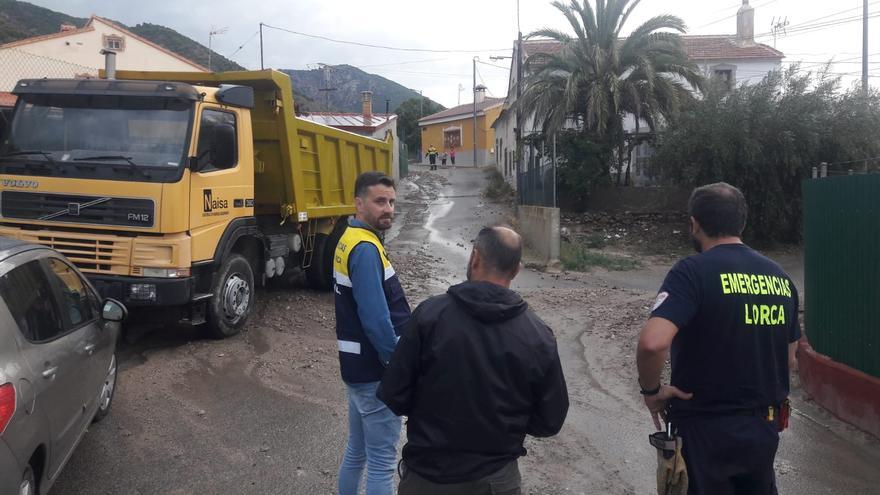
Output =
[{"x1": 0, "y1": 94, "x2": 193, "y2": 168}]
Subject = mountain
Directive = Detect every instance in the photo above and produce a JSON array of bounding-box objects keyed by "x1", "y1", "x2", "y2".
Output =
[{"x1": 282, "y1": 65, "x2": 442, "y2": 114}]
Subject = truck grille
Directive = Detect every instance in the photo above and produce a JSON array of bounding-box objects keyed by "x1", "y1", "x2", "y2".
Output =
[
  {"x1": 11, "y1": 230, "x2": 132, "y2": 275},
  {"x1": 1, "y1": 191, "x2": 154, "y2": 228}
]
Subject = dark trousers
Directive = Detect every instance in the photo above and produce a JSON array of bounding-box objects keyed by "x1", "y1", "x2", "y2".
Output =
[
  {"x1": 429, "y1": 155, "x2": 437, "y2": 169},
  {"x1": 398, "y1": 460, "x2": 521, "y2": 495},
  {"x1": 677, "y1": 415, "x2": 779, "y2": 495}
]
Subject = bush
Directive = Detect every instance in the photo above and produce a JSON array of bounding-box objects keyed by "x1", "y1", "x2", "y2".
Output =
[
  {"x1": 484, "y1": 168, "x2": 515, "y2": 201},
  {"x1": 653, "y1": 68, "x2": 880, "y2": 243}
]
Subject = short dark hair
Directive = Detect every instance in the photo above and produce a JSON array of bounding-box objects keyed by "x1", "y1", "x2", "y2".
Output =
[
  {"x1": 688, "y1": 182, "x2": 748, "y2": 237},
  {"x1": 474, "y1": 226, "x2": 522, "y2": 275},
  {"x1": 355, "y1": 171, "x2": 395, "y2": 198}
]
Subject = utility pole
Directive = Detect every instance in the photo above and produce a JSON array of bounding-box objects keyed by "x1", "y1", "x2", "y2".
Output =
[
  {"x1": 317, "y1": 64, "x2": 337, "y2": 110},
  {"x1": 259, "y1": 22, "x2": 264, "y2": 70},
  {"x1": 864, "y1": 0, "x2": 870, "y2": 95},
  {"x1": 208, "y1": 26, "x2": 228, "y2": 72},
  {"x1": 386, "y1": 99, "x2": 391, "y2": 116},
  {"x1": 516, "y1": 0, "x2": 523, "y2": 177},
  {"x1": 473, "y1": 56, "x2": 478, "y2": 168}
]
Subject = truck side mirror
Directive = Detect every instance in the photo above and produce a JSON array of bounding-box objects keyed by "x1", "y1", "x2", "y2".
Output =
[{"x1": 210, "y1": 123, "x2": 236, "y2": 170}]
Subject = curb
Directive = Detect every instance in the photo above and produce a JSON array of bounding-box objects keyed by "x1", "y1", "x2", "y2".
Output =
[{"x1": 798, "y1": 338, "x2": 880, "y2": 439}]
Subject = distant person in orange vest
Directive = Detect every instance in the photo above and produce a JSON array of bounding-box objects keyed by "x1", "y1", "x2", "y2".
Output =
[{"x1": 426, "y1": 145, "x2": 438, "y2": 170}]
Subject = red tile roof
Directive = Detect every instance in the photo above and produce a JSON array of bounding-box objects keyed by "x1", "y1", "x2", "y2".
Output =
[
  {"x1": 419, "y1": 98, "x2": 504, "y2": 123},
  {"x1": 301, "y1": 112, "x2": 395, "y2": 129},
  {"x1": 0, "y1": 92, "x2": 17, "y2": 108},
  {"x1": 520, "y1": 35, "x2": 782, "y2": 62},
  {"x1": 682, "y1": 36, "x2": 783, "y2": 61}
]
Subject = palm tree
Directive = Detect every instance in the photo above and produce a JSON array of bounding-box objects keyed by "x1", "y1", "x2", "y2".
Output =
[{"x1": 519, "y1": 0, "x2": 704, "y2": 185}]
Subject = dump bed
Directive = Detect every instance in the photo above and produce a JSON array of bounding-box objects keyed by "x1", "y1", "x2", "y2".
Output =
[{"x1": 113, "y1": 69, "x2": 393, "y2": 221}]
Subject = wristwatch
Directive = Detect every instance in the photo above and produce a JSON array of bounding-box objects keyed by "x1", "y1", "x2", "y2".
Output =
[{"x1": 639, "y1": 383, "x2": 661, "y2": 396}]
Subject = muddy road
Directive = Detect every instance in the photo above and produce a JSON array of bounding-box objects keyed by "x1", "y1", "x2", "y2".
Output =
[{"x1": 55, "y1": 166, "x2": 880, "y2": 494}]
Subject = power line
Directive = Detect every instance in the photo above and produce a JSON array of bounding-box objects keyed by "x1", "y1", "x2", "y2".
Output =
[
  {"x1": 696, "y1": 0, "x2": 779, "y2": 29},
  {"x1": 226, "y1": 30, "x2": 260, "y2": 59},
  {"x1": 476, "y1": 60, "x2": 511, "y2": 71},
  {"x1": 356, "y1": 58, "x2": 451, "y2": 69},
  {"x1": 754, "y1": 9, "x2": 880, "y2": 41},
  {"x1": 261, "y1": 23, "x2": 509, "y2": 54}
]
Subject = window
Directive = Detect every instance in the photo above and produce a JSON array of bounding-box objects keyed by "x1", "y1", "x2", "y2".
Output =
[
  {"x1": 196, "y1": 109, "x2": 238, "y2": 171},
  {"x1": 46, "y1": 258, "x2": 97, "y2": 329},
  {"x1": 443, "y1": 128, "x2": 462, "y2": 149},
  {"x1": 0, "y1": 260, "x2": 64, "y2": 341},
  {"x1": 711, "y1": 64, "x2": 736, "y2": 91},
  {"x1": 103, "y1": 35, "x2": 125, "y2": 51}
]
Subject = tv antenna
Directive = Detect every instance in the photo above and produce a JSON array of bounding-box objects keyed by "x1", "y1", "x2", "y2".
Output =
[{"x1": 770, "y1": 16, "x2": 789, "y2": 48}]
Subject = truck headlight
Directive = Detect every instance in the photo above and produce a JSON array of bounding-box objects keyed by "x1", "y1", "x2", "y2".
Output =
[
  {"x1": 140, "y1": 267, "x2": 191, "y2": 278},
  {"x1": 129, "y1": 284, "x2": 157, "y2": 301}
]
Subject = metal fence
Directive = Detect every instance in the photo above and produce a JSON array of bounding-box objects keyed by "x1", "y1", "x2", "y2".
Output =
[
  {"x1": 0, "y1": 47, "x2": 99, "y2": 92},
  {"x1": 517, "y1": 161, "x2": 556, "y2": 207},
  {"x1": 803, "y1": 174, "x2": 880, "y2": 378}
]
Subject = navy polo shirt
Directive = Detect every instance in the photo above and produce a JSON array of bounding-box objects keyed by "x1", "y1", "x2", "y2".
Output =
[{"x1": 650, "y1": 243, "x2": 801, "y2": 420}]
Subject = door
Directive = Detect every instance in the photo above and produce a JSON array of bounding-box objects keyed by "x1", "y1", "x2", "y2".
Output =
[
  {"x1": 188, "y1": 105, "x2": 254, "y2": 261},
  {"x1": 0, "y1": 256, "x2": 82, "y2": 476},
  {"x1": 43, "y1": 257, "x2": 107, "y2": 417}
]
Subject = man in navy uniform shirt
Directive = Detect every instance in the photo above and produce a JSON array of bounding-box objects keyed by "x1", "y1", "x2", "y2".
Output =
[{"x1": 636, "y1": 182, "x2": 799, "y2": 495}]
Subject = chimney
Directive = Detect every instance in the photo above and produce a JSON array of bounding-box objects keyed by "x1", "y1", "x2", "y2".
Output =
[
  {"x1": 362, "y1": 91, "x2": 373, "y2": 127},
  {"x1": 737, "y1": 0, "x2": 755, "y2": 45},
  {"x1": 100, "y1": 49, "x2": 117, "y2": 80},
  {"x1": 59, "y1": 23, "x2": 76, "y2": 32},
  {"x1": 475, "y1": 84, "x2": 487, "y2": 104}
]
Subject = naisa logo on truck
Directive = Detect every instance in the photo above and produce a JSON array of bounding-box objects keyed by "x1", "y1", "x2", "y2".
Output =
[
  {"x1": 1, "y1": 179, "x2": 39, "y2": 189},
  {"x1": 203, "y1": 189, "x2": 229, "y2": 217}
]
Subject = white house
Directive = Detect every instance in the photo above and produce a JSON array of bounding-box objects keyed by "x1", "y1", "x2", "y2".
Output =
[
  {"x1": 493, "y1": 0, "x2": 783, "y2": 187},
  {"x1": 0, "y1": 16, "x2": 206, "y2": 105}
]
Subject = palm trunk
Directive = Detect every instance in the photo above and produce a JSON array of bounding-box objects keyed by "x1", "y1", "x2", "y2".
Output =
[{"x1": 625, "y1": 116, "x2": 640, "y2": 186}]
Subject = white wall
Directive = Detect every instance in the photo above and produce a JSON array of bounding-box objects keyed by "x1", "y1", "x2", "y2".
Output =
[
  {"x1": 0, "y1": 18, "x2": 204, "y2": 91},
  {"x1": 372, "y1": 118, "x2": 400, "y2": 180}
]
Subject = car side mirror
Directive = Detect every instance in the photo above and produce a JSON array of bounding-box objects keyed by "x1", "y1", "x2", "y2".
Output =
[
  {"x1": 102, "y1": 298, "x2": 127, "y2": 323},
  {"x1": 210, "y1": 123, "x2": 236, "y2": 170}
]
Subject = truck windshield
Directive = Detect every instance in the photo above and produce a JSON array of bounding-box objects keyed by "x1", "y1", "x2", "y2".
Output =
[{"x1": 0, "y1": 94, "x2": 193, "y2": 170}]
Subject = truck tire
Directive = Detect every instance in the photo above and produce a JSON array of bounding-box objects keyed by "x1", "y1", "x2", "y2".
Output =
[
  {"x1": 207, "y1": 254, "x2": 255, "y2": 338},
  {"x1": 305, "y1": 233, "x2": 333, "y2": 291}
]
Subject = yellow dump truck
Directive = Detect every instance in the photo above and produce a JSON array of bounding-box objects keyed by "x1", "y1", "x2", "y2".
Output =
[{"x1": 0, "y1": 69, "x2": 393, "y2": 337}]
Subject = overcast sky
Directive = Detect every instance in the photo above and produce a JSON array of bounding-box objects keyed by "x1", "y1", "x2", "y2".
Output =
[{"x1": 26, "y1": 0, "x2": 880, "y2": 108}]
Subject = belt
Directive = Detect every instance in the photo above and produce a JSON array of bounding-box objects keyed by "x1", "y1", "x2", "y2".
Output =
[{"x1": 731, "y1": 405, "x2": 779, "y2": 421}]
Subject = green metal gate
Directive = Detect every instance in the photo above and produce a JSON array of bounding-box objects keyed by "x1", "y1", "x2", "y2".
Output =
[{"x1": 804, "y1": 175, "x2": 880, "y2": 378}]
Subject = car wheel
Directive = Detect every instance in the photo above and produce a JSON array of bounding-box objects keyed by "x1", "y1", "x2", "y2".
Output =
[
  {"x1": 19, "y1": 465, "x2": 35, "y2": 495},
  {"x1": 93, "y1": 353, "x2": 117, "y2": 423},
  {"x1": 207, "y1": 254, "x2": 255, "y2": 339}
]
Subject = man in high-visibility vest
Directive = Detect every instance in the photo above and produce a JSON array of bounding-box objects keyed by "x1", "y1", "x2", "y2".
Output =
[
  {"x1": 335, "y1": 171, "x2": 412, "y2": 495},
  {"x1": 425, "y1": 145, "x2": 438, "y2": 170}
]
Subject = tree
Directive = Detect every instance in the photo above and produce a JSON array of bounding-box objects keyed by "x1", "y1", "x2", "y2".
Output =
[
  {"x1": 394, "y1": 97, "x2": 445, "y2": 158},
  {"x1": 519, "y1": 0, "x2": 704, "y2": 186},
  {"x1": 653, "y1": 66, "x2": 880, "y2": 243}
]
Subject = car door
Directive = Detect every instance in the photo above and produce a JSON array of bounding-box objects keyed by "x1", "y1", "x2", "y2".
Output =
[
  {"x1": 0, "y1": 254, "x2": 82, "y2": 477},
  {"x1": 43, "y1": 256, "x2": 107, "y2": 418}
]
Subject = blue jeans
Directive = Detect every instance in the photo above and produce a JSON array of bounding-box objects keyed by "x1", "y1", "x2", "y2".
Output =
[{"x1": 338, "y1": 381, "x2": 401, "y2": 495}]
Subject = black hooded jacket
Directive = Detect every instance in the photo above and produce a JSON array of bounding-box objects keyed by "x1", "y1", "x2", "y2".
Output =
[{"x1": 377, "y1": 280, "x2": 569, "y2": 484}]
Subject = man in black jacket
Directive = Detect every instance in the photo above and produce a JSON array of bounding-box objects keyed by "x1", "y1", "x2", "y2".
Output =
[{"x1": 377, "y1": 225, "x2": 569, "y2": 495}]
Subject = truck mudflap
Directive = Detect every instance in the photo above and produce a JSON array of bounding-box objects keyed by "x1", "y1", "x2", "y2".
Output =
[{"x1": 89, "y1": 274, "x2": 194, "y2": 307}]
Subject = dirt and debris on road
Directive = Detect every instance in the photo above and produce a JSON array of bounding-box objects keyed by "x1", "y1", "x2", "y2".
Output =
[{"x1": 54, "y1": 166, "x2": 880, "y2": 495}]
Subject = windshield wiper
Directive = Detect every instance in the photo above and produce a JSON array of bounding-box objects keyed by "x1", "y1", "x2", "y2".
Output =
[
  {"x1": 0, "y1": 150, "x2": 57, "y2": 163},
  {"x1": 73, "y1": 155, "x2": 137, "y2": 166}
]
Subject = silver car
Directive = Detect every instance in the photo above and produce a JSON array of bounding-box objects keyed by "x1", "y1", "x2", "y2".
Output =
[{"x1": 0, "y1": 237, "x2": 126, "y2": 495}]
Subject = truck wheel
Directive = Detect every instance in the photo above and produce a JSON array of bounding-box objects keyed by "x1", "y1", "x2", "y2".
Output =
[
  {"x1": 305, "y1": 233, "x2": 333, "y2": 291},
  {"x1": 207, "y1": 254, "x2": 255, "y2": 338}
]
